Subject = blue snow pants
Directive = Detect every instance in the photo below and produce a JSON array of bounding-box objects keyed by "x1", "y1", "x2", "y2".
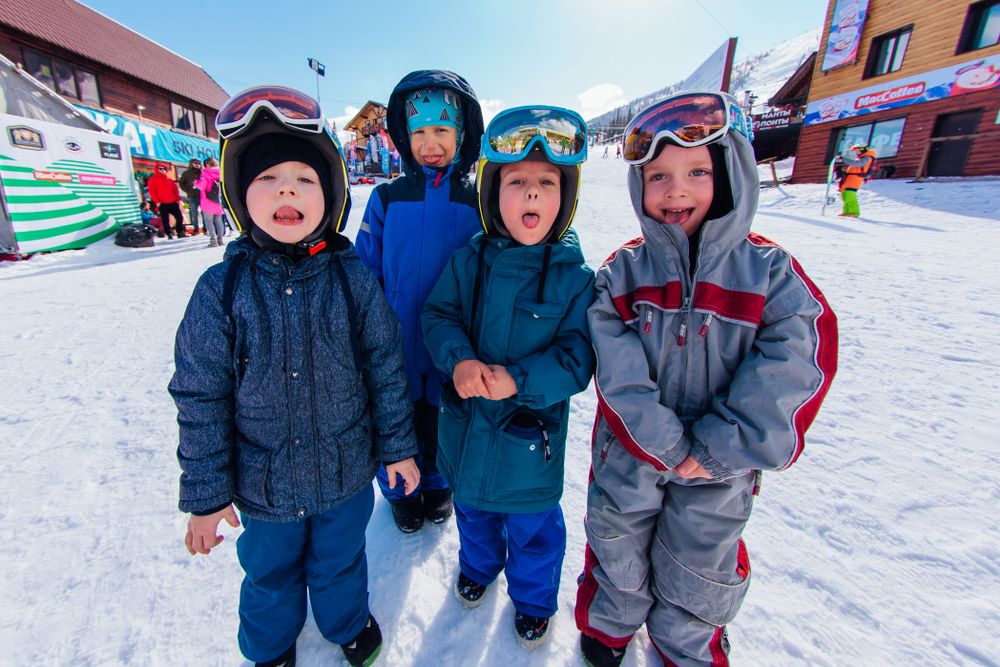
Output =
[
  {"x1": 455, "y1": 501, "x2": 566, "y2": 618},
  {"x1": 236, "y1": 484, "x2": 374, "y2": 662},
  {"x1": 377, "y1": 396, "x2": 448, "y2": 501}
]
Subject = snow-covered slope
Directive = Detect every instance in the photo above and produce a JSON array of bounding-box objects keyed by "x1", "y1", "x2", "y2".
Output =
[
  {"x1": 590, "y1": 29, "x2": 820, "y2": 129},
  {"x1": 1, "y1": 157, "x2": 998, "y2": 666}
]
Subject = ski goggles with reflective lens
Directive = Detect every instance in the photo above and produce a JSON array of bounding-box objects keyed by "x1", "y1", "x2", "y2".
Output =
[
  {"x1": 216, "y1": 86, "x2": 325, "y2": 139},
  {"x1": 482, "y1": 106, "x2": 588, "y2": 165},
  {"x1": 622, "y1": 91, "x2": 753, "y2": 165}
]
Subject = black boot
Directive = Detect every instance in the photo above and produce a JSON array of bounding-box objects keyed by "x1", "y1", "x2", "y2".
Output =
[
  {"x1": 389, "y1": 495, "x2": 424, "y2": 533},
  {"x1": 255, "y1": 644, "x2": 295, "y2": 667},
  {"x1": 455, "y1": 571, "x2": 488, "y2": 608},
  {"x1": 341, "y1": 614, "x2": 382, "y2": 667},
  {"x1": 580, "y1": 632, "x2": 626, "y2": 667},
  {"x1": 423, "y1": 488, "x2": 453, "y2": 524},
  {"x1": 514, "y1": 611, "x2": 550, "y2": 649}
]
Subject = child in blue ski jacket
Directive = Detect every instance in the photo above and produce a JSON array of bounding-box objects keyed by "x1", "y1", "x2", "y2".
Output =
[
  {"x1": 169, "y1": 86, "x2": 419, "y2": 667},
  {"x1": 422, "y1": 106, "x2": 595, "y2": 649},
  {"x1": 356, "y1": 70, "x2": 485, "y2": 532}
]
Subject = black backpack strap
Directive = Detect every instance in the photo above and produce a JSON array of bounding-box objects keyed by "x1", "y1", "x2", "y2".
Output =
[
  {"x1": 333, "y1": 254, "x2": 363, "y2": 374},
  {"x1": 221, "y1": 253, "x2": 244, "y2": 330}
]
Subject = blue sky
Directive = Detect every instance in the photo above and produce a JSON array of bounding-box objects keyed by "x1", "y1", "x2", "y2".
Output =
[{"x1": 81, "y1": 0, "x2": 827, "y2": 125}]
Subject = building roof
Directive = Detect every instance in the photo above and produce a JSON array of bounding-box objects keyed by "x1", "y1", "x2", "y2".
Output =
[
  {"x1": 769, "y1": 51, "x2": 817, "y2": 108},
  {"x1": 0, "y1": 0, "x2": 228, "y2": 109},
  {"x1": 345, "y1": 101, "x2": 387, "y2": 132}
]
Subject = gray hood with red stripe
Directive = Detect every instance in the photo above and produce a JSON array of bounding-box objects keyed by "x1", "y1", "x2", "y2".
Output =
[{"x1": 626, "y1": 131, "x2": 760, "y2": 278}]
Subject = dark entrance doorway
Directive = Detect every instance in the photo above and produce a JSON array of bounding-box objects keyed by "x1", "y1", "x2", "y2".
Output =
[{"x1": 926, "y1": 109, "x2": 982, "y2": 177}]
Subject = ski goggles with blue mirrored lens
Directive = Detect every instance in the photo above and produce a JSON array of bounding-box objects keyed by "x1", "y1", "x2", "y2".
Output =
[
  {"x1": 622, "y1": 91, "x2": 753, "y2": 165},
  {"x1": 216, "y1": 86, "x2": 325, "y2": 139},
  {"x1": 482, "y1": 106, "x2": 588, "y2": 165}
]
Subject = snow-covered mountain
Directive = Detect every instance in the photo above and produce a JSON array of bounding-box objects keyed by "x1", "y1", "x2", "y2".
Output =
[{"x1": 589, "y1": 29, "x2": 820, "y2": 129}]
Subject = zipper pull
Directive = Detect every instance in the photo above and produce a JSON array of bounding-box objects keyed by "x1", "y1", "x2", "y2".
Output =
[
  {"x1": 677, "y1": 297, "x2": 691, "y2": 346},
  {"x1": 541, "y1": 423, "x2": 551, "y2": 462},
  {"x1": 642, "y1": 308, "x2": 653, "y2": 334},
  {"x1": 433, "y1": 171, "x2": 443, "y2": 188},
  {"x1": 698, "y1": 313, "x2": 714, "y2": 337}
]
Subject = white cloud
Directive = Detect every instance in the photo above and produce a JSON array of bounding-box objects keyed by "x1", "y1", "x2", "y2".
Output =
[
  {"x1": 576, "y1": 84, "x2": 627, "y2": 120},
  {"x1": 478, "y1": 99, "x2": 505, "y2": 125},
  {"x1": 327, "y1": 105, "x2": 359, "y2": 146}
]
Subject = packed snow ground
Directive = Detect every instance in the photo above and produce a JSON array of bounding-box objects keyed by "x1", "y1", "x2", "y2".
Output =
[{"x1": 2, "y1": 156, "x2": 999, "y2": 667}]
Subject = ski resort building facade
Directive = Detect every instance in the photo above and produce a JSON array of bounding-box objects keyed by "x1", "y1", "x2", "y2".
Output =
[{"x1": 793, "y1": 0, "x2": 1000, "y2": 182}]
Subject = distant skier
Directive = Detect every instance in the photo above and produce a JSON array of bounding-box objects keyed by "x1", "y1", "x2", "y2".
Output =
[
  {"x1": 615, "y1": 145, "x2": 622, "y2": 159},
  {"x1": 603, "y1": 146, "x2": 609, "y2": 158},
  {"x1": 836, "y1": 143, "x2": 877, "y2": 218}
]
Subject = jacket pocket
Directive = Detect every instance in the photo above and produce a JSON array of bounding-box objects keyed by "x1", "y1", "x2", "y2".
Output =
[
  {"x1": 508, "y1": 297, "x2": 566, "y2": 360},
  {"x1": 485, "y1": 421, "x2": 564, "y2": 503},
  {"x1": 319, "y1": 418, "x2": 371, "y2": 502},
  {"x1": 235, "y1": 441, "x2": 273, "y2": 509}
]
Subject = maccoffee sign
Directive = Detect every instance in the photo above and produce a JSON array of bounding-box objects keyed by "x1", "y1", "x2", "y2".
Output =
[
  {"x1": 821, "y1": 0, "x2": 870, "y2": 72},
  {"x1": 805, "y1": 53, "x2": 1000, "y2": 125}
]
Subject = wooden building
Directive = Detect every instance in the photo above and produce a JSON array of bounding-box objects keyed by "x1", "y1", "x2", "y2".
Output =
[
  {"x1": 344, "y1": 101, "x2": 397, "y2": 175},
  {"x1": 793, "y1": 0, "x2": 1000, "y2": 182},
  {"x1": 0, "y1": 0, "x2": 228, "y2": 180}
]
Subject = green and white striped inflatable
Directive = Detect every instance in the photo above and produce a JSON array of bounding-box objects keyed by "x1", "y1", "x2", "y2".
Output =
[{"x1": 0, "y1": 153, "x2": 140, "y2": 254}]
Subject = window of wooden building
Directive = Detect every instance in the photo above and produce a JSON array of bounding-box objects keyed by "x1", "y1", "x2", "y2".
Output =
[
  {"x1": 170, "y1": 102, "x2": 207, "y2": 136},
  {"x1": 22, "y1": 47, "x2": 101, "y2": 106},
  {"x1": 864, "y1": 26, "x2": 913, "y2": 78},
  {"x1": 958, "y1": 0, "x2": 1000, "y2": 52},
  {"x1": 826, "y1": 117, "x2": 907, "y2": 161}
]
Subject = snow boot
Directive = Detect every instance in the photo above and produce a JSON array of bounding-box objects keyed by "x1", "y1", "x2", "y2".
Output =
[
  {"x1": 389, "y1": 495, "x2": 424, "y2": 533},
  {"x1": 455, "y1": 571, "x2": 488, "y2": 608},
  {"x1": 580, "y1": 633, "x2": 626, "y2": 667},
  {"x1": 514, "y1": 611, "x2": 550, "y2": 649},
  {"x1": 341, "y1": 614, "x2": 382, "y2": 667},
  {"x1": 423, "y1": 488, "x2": 453, "y2": 524},
  {"x1": 255, "y1": 644, "x2": 295, "y2": 667}
]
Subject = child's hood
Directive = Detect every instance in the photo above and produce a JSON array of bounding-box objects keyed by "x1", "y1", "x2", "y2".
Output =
[
  {"x1": 386, "y1": 70, "x2": 484, "y2": 176},
  {"x1": 627, "y1": 131, "x2": 760, "y2": 267}
]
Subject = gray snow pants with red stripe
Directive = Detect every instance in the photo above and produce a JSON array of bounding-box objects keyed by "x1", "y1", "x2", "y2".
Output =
[{"x1": 575, "y1": 424, "x2": 755, "y2": 666}]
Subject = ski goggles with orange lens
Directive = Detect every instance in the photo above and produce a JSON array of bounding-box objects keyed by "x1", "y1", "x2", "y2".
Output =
[
  {"x1": 622, "y1": 92, "x2": 753, "y2": 165},
  {"x1": 216, "y1": 86, "x2": 325, "y2": 139},
  {"x1": 483, "y1": 106, "x2": 588, "y2": 165}
]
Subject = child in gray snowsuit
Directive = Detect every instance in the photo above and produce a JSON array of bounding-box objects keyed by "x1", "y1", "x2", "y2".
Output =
[{"x1": 575, "y1": 92, "x2": 838, "y2": 666}]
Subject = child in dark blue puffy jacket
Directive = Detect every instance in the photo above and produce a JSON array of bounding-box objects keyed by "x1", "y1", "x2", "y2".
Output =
[
  {"x1": 169, "y1": 86, "x2": 418, "y2": 667},
  {"x1": 356, "y1": 70, "x2": 485, "y2": 533},
  {"x1": 421, "y1": 106, "x2": 595, "y2": 649}
]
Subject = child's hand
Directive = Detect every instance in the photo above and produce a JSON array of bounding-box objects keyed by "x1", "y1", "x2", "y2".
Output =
[
  {"x1": 485, "y1": 365, "x2": 517, "y2": 401},
  {"x1": 385, "y1": 457, "x2": 420, "y2": 496},
  {"x1": 185, "y1": 505, "x2": 240, "y2": 556},
  {"x1": 674, "y1": 455, "x2": 713, "y2": 480},
  {"x1": 453, "y1": 359, "x2": 496, "y2": 399}
]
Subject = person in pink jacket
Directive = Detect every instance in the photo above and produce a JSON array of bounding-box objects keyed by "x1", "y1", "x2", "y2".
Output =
[{"x1": 195, "y1": 157, "x2": 226, "y2": 247}]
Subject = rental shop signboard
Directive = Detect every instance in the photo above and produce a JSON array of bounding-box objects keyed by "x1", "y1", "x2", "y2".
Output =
[
  {"x1": 0, "y1": 113, "x2": 140, "y2": 254},
  {"x1": 821, "y1": 0, "x2": 870, "y2": 72},
  {"x1": 805, "y1": 54, "x2": 1000, "y2": 125},
  {"x1": 74, "y1": 105, "x2": 219, "y2": 164}
]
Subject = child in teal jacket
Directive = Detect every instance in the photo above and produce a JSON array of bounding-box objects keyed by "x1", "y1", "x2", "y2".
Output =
[{"x1": 422, "y1": 106, "x2": 595, "y2": 649}]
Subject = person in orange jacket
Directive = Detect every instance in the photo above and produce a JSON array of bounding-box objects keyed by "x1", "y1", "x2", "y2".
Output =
[
  {"x1": 147, "y1": 163, "x2": 186, "y2": 238},
  {"x1": 836, "y1": 143, "x2": 877, "y2": 218}
]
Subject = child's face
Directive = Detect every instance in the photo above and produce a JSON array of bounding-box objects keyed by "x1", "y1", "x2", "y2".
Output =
[
  {"x1": 410, "y1": 125, "x2": 458, "y2": 168},
  {"x1": 498, "y1": 160, "x2": 561, "y2": 246},
  {"x1": 245, "y1": 161, "x2": 325, "y2": 244},
  {"x1": 642, "y1": 144, "x2": 714, "y2": 237}
]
